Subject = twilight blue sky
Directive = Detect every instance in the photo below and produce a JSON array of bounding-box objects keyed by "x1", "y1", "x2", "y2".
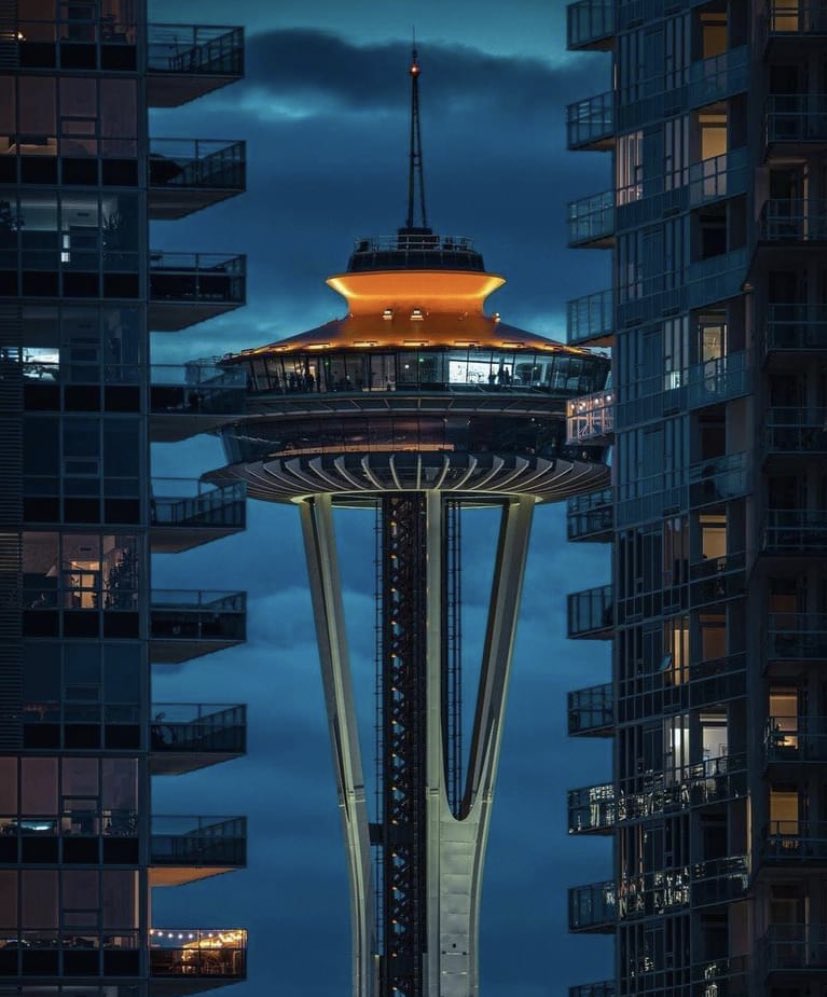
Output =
[{"x1": 148, "y1": 3, "x2": 613, "y2": 994}]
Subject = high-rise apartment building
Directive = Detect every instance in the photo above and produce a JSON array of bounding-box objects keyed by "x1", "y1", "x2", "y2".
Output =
[
  {"x1": 0, "y1": 3, "x2": 249, "y2": 993},
  {"x1": 564, "y1": 2, "x2": 827, "y2": 994}
]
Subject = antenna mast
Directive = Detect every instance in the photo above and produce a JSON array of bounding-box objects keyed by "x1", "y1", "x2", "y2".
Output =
[{"x1": 405, "y1": 37, "x2": 428, "y2": 231}]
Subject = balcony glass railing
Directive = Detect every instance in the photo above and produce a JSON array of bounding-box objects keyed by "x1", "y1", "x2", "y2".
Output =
[
  {"x1": 618, "y1": 855, "x2": 748, "y2": 920},
  {"x1": 149, "y1": 928, "x2": 247, "y2": 978},
  {"x1": 151, "y1": 816, "x2": 246, "y2": 866},
  {"x1": 147, "y1": 24, "x2": 244, "y2": 77},
  {"x1": 568, "y1": 880, "x2": 616, "y2": 932},
  {"x1": 766, "y1": 94, "x2": 827, "y2": 143},
  {"x1": 566, "y1": 91, "x2": 615, "y2": 150},
  {"x1": 150, "y1": 590, "x2": 246, "y2": 644},
  {"x1": 566, "y1": 389, "x2": 614, "y2": 444},
  {"x1": 566, "y1": 288, "x2": 613, "y2": 346},
  {"x1": 766, "y1": 715, "x2": 827, "y2": 762},
  {"x1": 149, "y1": 252, "x2": 246, "y2": 305},
  {"x1": 567, "y1": 487, "x2": 613, "y2": 542},
  {"x1": 570, "y1": 985, "x2": 615, "y2": 997},
  {"x1": 767, "y1": 3, "x2": 827, "y2": 35},
  {"x1": 568, "y1": 682, "x2": 613, "y2": 736},
  {"x1": 768, "y1": 613, "x2": 827, "y2": 660},
  {"x1": 762, "y1": 821, "x2": 827, "y2": 861},
  {"x1": 149, "y1": 139, "x2": 245, "y2": 192},
  {"x1": 150, "y1": 363, "x2": 246, "y2": 417},
  {"x1": 765, "y1": 302, "x2": 827, "y2": 352},
  {"x1": 567, "y1": 584, "x2": 613, "y2": 639},
  {"x1": 566, "y1": 0, "x2": 614, "y2": 50},
  {"x1": 151, "y1": 703, "x2": 247, "y2": 755},
  {"x1": 764, "y1": 509, "x2": 827, "y2": 551},
  {"x1": 686, "y1": 45, "x2": 748, "y2": 106},
  {"x1": 765, "y1": 408, "x2": 827, "y2": 454},
  {"x1": 568, "y1": 783, "x2": 615, "y2": 834},
  {"x1": 151, "y1": 479, "x2": 246, "y2": 531},
  {"x1": 762, "y1": 924, "x2": 827, "y2": 971},
  {"x1": 567, "y1": 190, "x2": 615, "y2": 247},
  {"x1": 759, "y1": 198, "x2": 827, "y2": 241}
]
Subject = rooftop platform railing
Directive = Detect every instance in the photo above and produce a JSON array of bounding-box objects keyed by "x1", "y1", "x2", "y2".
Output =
[
  {"x1": 765, "y1": 407, "x2": 827, "y2": 455},
  {"x1": 761, "y1": 924, "x2": 827, "y2": 972},
  {"x1": 567, "y1": 584, "x2": 613, "y2": 639},
  {"x1": 566, "y1": 91, "x2": 615, "y2": 151},
  {"x1": 151, "y1": 703, "x2": 246, "y2": 776},
  {"x1": 766, "y1": 716, "x2": 827, "y2": 763},
  {"x1": 150, "y1": 590, "x2": 246, "y2": 665},
  {"x1": 566, "y1": 0, "x2": 614, "y2": 51},
  {"x1": 147, "y1": 24, "x2": 244, "y2": 108},
  {"x1": 758, "y1": 198, "x2": 827, "y2": 242},
  {"x1": 567, "y1": 682, "x2": 613, "y2": 736},
  {"x1": 566, "y1": 388, "x2": 614, "y2": 444},
  {"x1": 568, "y1": 880, "x2": 616, "y2": 933},
  {"x1": 566, "y1": 487, "x2": 613, "y2": 543},
  {"x1": 568, "y1": 782, "x2": 615, "y2": 835},
  {"x1": 346, "y1": 233, "x2": 485, "y2": 272},
  {"x1": 764, "y1": 302, "x2": 827, "y2": 354},
  {"x1": 768, "y1": 613, "x2": 827, "y2": 661},
  {"x1": 761, "y1": 821, "x2": 827, "y2": 862},
  {"x1": 763, "y1": 509, "x2": 827, "y2": 552},
  {"x1": 149, "y1": 928, "x2": 247, "y2": 980},
  {"x1": 566, "y1": 287, "x2": 614, "y2": 347},
  {"x1": 567, "y1": 190, "x2": 615, "y2": 248}
]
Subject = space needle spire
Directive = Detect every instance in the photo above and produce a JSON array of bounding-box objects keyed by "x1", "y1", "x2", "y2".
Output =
[{"x1": 404, "y1": 36, "x2": 428, "y2": 232}]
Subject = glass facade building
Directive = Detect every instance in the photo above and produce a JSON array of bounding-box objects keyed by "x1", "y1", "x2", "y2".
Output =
[
  {"x1": 564, "y1": 1, "x2": 827, "y2": 994},
  {"x1": 0, "y1": 3, "x2": 248, "y2": 995}
]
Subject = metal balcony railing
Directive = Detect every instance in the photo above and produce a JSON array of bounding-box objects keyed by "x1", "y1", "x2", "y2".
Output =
[
  {"x1": 150, "y1": 139, "x2": 245, "y2": 189},
  {"x1": 569, "y1": 880, "x2": 616, "y2": 932},
  {"x1": 759, "y1": 199, "x2": 827, "y2": 241},
  {"x1": 762, "y1": 821, "x2": 827, "y2": 862},
  {"x1": 149, "y1": 928, "x2": 247, "y2": 979},
  {"x1": 568, "y1": 682, "x2": 613, "y2": 736},
  {"x1": 566, "y1": 288, "x2": 614, "y2": 346},
  {"x1": 149, "y1": 252, "x2": 246, "y2": 305},
  {"x1": 147, "y1": 24, "x2": 244, "y2": 77},
  {"x1": 566, "y1": 0, "x2": 614, "y2": 50},
  {"x1": 765, "y1": 302, "x2": 827, "y2": 352},
  {"x1": 763, "y1": 510, "x2": 827, "y2": 551},
  {"x1": 767, "y1": 3, "x2": 827, "y2": 35},
  {"x1": 567, "y1": 487, "x2": 613, "y2": 542},
  {"x1": 151, "y1": 479, "x2": 246, "y2": 531},
  {"x1": 151, "y1": 703, "x2": 246, "y2": 753},
  {"x1": 150, "y1": 591, "x2": 246, "y2": 664},
  {"x1": 762, "y1": 924, "x2": 827, "y2": 972},
  {"x1": 768, "y1": 614, "x2": 827, "y2": 661},
  {"x1": 568, "y1": 783, "x2": 615, "y2": 834},
  {"x1": 766, "y1": 408, "x2": 827, "y2": 454},
  {"x1": 149, "y1": 365, "x2": 246, "y2": 441},
  {"x1": 766, "y1": 94, "x2": 827, "y2": 143},
  {"x1": 567, "y1": 584, "x2": 613, "y2": 639},
  {"x1": 566, "y1": 91, "x2": 615, "y2": 150},
  {"x1": 566, "y1": 389, "x2": 614, "y2": 444},
  {"x1": 567, "y1": 190, "x2": 615, "y2": 248},
  {"x1": 766, "y1": 716, "x2": 827, "y2": 762},
  {"x1": 151, "y1": 816, "x2": 246, "y2": 867},
  {"x1": 686, "y1": 45, "x2": 748, "y2": 107}
]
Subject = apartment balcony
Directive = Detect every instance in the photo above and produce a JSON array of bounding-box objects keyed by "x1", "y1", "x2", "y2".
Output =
[
  {"x1": 761, "y1": 821, "x2": 827, "y2": 863},
  {"x1": 762, "y1": 924, "x2": 827, "y2": 974},
  {"x1": 150, "y1": 364, "x2": 246, "y2": 444},
  {"x1": 568, "y1": 682, "x2": 613, "y2": 736},
  {"x1": 566, "y1": 288, "x2": 614, "y2": 347},
  {"x1": 566, "y1": 389, "x2": 614, "y2": 445},
  {"x1": 147, "y1": 24, "x2": 244, "y2": 108},
  {"x1": 567, "y1": 584, "x2": 613, "y2": 640},
  {"x1": 567, "y1": 190, "x2": 615, "y2": 248},
  {"x1": 765, "y1": 94, "x2": 827, "y2": 152},
  {"x1": 149, "y1": 928, "x2": 247, "y2": 993},
  {"x1": 567, "y1": 487, "x2": 613, "y2": 543},
  {"x1": 568, "y1": 880, "x2": 616, "y2": 933},
  {"x1": 764, "y1": 303, "x2": 827, "y2": 358},
  {"x1": 149, "y1": 252, "x2": 246, "y2": 331},
  {"x1": 150, "y1": 590, "x2": 246, "y2": 664},
  {"x1": 765, "y1": 409, "x2": 827, "y2": 458},
  {"x1": 150, "y1": 816, "x2": 246, "y2": 887},
  {"x1": 768, "y1": 614, "x2": 827, "y2": 662},
  {"x1": 765, "y1": 3, "x2": 827, "y2": 55},
  {"x1": 686, "y1": 45, "x2": 748, "y2": 108},
  {"x1": 151, "y1": 480, "x2": 246, "y2": 553},
  {"x1": 766, "y1": 716, "x2": 827, "y2": 765},
  {"x1": 0, "y1": 809, "x2": 140, "y2": 864},
  {"x1": 566, "y1": 0, "x2": 614, "y2": 51},
  {"x1": 758, "y1": 199, "x2": 827, "y2": 244},
  {"x1": 568, "y1": 783, "x2": 615, "y2": 835},
  {"x1": 149, "y1": 140, "x2": 246, "y2": 220},
  {"x1": 566, "y1": 91, "x2": 615, "y2": 151},
  {"x1": 151, "y1": 703, "x2": 247, "y2": 776},
  {"x1": 569, "y1": 984, "x2": 614, "y2": 997},
  {"x1": 763, "y1": 510, "x2": 827, "y2": 553},
  {"x1": 617, "y1": 856, "x2": 748, "y2": 921},
  {"x1": 691, "y1": 855, "x2": 749, "y2": 908}
]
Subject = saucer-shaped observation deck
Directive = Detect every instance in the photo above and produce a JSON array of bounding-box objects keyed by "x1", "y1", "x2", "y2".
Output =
[{"x1": 210, "y1": 231, "x2": 611, "y2": 503}]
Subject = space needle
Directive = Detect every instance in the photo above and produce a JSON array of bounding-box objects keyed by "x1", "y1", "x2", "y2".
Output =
[{"x1": 208, "y1": 47, "x2": 611, "y2": 997}]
